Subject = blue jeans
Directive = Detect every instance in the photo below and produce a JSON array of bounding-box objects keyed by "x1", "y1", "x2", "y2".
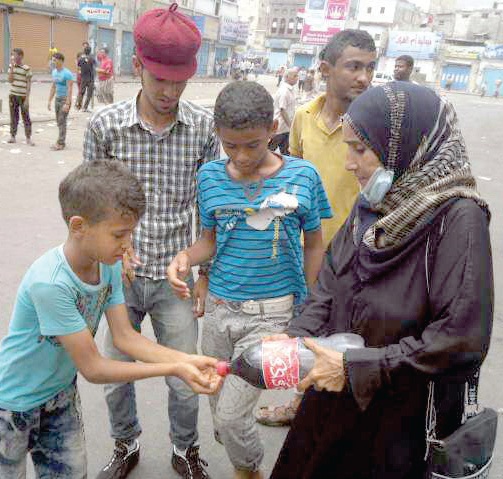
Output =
[
  {"x1": 0, "y1": 381, "x2": 86, "y2": 478},
  {"x1": 103, "y1": 276, "x2": 199, "y2": 449}
]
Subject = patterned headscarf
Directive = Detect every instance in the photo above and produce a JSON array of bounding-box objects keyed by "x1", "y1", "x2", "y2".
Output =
[{"x1": 343, "y1": 82, "x2": 488, "y2": 250}]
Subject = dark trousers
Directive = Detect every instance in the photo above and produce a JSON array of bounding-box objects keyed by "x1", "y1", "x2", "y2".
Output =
[
  {"x1": 268, "y1": 132, "x2": 290, "y2": 155},
  {"x1": 55, "y1": 97, "x2": 69, "y2": 146},
  {"x1": 9, "y1": 94, "x2": 32, "y2": 139},
  {"x1": 76, "y1": 78, "x2": 94, "y2": 110}
]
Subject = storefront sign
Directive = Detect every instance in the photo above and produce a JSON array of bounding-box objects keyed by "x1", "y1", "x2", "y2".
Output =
[
  {"x1": 219, "y1": 17, "x2": 248, "y2": 44},
  {"x1": 386, "y1": 31, "x2": 442, "y2": 60},
  {"x1": 265, "y1": 38, "x2": 292, "y2": 50},
  {"x1": 191, "y1": 15, "x2": 205, "y2": 35},
  {"x1": 444, "y1": 44, "x2": 484, "y2": 60},
  {"x1": 78, "y1": 3, "x2": 114, "y2": 24},
  {"x1": 484, "y1": 44, "x2": 503, "y2": 60},
  {"x1": 301, "y1": 0, "x2": 349, "y2": 46}
]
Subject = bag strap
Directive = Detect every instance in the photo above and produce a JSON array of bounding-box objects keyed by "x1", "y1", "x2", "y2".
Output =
[{"x1": 424, "y1": 215, "x2": 480, "y2": 460}]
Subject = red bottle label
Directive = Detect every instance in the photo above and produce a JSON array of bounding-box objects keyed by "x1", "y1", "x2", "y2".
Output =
[{"x1": 262, "y1": 338, "x2": 300, "y2": 389}]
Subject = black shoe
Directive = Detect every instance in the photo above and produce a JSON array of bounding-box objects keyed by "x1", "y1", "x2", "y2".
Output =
[
  {"x1": 171, "y1": 445, "x2": 211, "y2": 479},
  {"x1": 96, "y1": 440, "x2": 139, "y2": 479}
]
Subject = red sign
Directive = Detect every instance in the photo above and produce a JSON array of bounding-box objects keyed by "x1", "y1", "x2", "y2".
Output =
[
  {"x1": 262, "y1": 338, "x2": 300, "y2": 389},
  {"x1": 301, "y1": 0, "x2": 349, "y2": 46}
]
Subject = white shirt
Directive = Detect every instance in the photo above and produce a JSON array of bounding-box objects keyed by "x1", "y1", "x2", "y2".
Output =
[{"x1": 273, "y1": 82, "x2": 296, "y2": 135}]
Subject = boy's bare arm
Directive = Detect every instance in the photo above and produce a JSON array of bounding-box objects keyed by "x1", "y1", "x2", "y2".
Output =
[
  {"x1": 57, "y1": 323, "x2": 220, "y2": 393},
  {"x1": 167, "y1": 228, "x2": 216, "y2": 299},
  {"x1": 303, "y1": 229, "x2": 325, "y2": 288}
]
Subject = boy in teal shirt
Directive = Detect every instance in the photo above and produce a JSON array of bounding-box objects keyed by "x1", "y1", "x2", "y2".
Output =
[{"x1": 0, "y1": 161, "x2": 220, "y2": 478}]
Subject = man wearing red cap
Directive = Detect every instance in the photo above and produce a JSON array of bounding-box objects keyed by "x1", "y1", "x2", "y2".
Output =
[{"x1": 83, "y1": 4, "x2": 219, "y2": 479}]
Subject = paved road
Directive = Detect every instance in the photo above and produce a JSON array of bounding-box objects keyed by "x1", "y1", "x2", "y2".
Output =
[{"x1": 0, "y1": 80, "x2": 502, "y2": 478}]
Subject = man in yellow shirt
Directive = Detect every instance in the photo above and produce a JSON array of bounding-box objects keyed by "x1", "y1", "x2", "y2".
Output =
[{"x1": 256, "y1": 29, "x2": 376, "y2": 426}]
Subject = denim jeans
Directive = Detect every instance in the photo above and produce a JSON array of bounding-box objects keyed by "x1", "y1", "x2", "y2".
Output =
[
  {"x1": 0, "y1": 381, "x2": 86, "y2": 479},
  {"x1": 201, "y1": 294, "x2": 292, "y2": 471},
  {"x1": 103, "y1": 276, "x2": 199, "y2": 449}
]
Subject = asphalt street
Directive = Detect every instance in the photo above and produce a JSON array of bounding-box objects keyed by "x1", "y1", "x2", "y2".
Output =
[{"x1": 0, "y1": 77, "x2": 502, "y2": 478}]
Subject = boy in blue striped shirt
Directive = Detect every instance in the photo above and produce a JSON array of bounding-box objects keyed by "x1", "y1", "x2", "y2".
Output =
[{"x1": 167, "y1": 81, "x2": 332, "y2": 479}]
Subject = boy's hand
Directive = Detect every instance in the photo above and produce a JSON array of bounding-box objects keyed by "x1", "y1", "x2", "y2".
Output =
[
  {"x1": 192, "y1": 275, "x2": 208, "y2": 317},
  {"x1": 122, "y1": 247, "x2": 142, "y2": 287},
  {"x1": 47, "y1": 101, "x2": 52, "y2": 111},
  {"x1": 175, "y1": 355, "x2": 223, "y2": 394},
  {"x1": 167, "y1": 251, "x2": 191, "y2": 299}
]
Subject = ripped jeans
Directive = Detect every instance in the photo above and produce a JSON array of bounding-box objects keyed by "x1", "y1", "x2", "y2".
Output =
[{"x1": 0, "y1": 380, "x2": 86, "y2": 479}]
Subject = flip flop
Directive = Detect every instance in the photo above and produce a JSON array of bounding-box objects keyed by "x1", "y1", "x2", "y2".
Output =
[{"x1": 255, "y1": 402, "x2": 297, "y2": 427}]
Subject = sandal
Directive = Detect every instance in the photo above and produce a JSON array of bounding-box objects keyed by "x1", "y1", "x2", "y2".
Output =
[
  {"x1": 255, "y1": 400, "x2": 298, "y2": 427},
  {"x1": 50, "y1": 144, "x2": 65, "y2": 151}
]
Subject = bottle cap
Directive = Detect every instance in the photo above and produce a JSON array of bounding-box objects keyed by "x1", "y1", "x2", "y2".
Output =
[{"x1": 216, "y1": 361, "x2": 231, "y2": 377}]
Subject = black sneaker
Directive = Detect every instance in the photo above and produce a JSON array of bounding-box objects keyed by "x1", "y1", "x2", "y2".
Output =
[
  {"x1": 96, "y1": 439, "x2": 140, "y2": 479},
  {"x1": 171, "y1": 445, "x2": 211, "y2": 479}
]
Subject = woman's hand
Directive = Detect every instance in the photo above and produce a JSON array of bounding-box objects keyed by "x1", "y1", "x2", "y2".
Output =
[{"x1": 298, "y1": 338, "x2": 345, "y2": 393}]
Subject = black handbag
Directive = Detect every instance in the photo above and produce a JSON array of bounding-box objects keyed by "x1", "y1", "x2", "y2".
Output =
[{"x1": 424, "y1": 371, "x2": 498, "y2": 479}]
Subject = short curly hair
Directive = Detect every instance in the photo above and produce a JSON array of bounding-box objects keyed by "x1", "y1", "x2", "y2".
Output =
[
  {"x1": 214, "y1": 81, "x2": 274, "y2": 130},
  {"x1": 59, "y1": 161, "x2": 146, "y2": 225}
]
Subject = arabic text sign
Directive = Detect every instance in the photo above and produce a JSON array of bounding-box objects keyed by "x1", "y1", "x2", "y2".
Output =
[
  {"x1": 301, "y1": 0, "x2": 349, "y2": 46},
  {"x1": 219, "y1": 17, "x2": 248, "y2": 44},
  {"x1": 386, "y1": 31, "x2": 442, "y2": 60},
  {"x1": 78, "y1": 3, "x2": 114, "y2": 24},
  {"x1": 484, "y1": 45, "x2": 503, "y2": 60}
]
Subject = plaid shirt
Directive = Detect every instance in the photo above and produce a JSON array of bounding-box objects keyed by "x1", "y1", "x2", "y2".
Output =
[{"x1": 83, "y1": 95, "x2": 220, "y2": 280}]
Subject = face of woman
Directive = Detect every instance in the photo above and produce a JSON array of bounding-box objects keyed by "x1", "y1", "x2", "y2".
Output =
[{"x1": 343, "y1": 122, "x2": 383, "y2": 188}]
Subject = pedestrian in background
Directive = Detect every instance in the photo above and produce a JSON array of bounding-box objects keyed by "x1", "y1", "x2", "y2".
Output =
[
  {"x1": 298, "y1": 67, "x2": 307, "y2": 92},
  {"x1": 47, "y1": 42, "x2": 58, "y2": 73},
  {"x1": 269, "y1": 68, "x2": 298, "y2": 155},
  {"x1": 494, "y1": 78, "x2": 502, "y2": 98},
  {"x1": 393, "y1": 54, "x2": 414, "y2": 82},
  {"x1": 76, "y1": 45, "x2": 95, "y2": 112},
  {"x1": 75, "y1": 51, "x2": 83, "y2": 104},
  {"x1": 84, "y1": 5, "x2": 219, "y2": 479},
  {"x1": 96, "y1": 47, "x2": 114, "y2": 104},
  {"x1": 47, "y1": 52, "x2": 74, "y2": 151},
  {"x1": 7, "y1": 48, "x2": 34, "y2": 146}
]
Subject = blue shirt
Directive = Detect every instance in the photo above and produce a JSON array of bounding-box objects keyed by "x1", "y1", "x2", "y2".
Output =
[
  {"x1": 52, "y1": 67, "x2": 74, "y2": 98},
  {"x1": 0, "y1": 246, "x2": 124, "y2": 412},
  {"x1": 198, "y1": 156, "x2": 332, "y2": 304}
]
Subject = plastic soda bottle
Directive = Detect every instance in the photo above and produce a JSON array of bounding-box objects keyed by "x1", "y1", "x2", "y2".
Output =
[{"x1": 215, "y1": 333, "x2": 364, "y2": 389}]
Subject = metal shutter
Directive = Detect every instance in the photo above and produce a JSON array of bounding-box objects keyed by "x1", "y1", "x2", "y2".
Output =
[
  {"x1": 53, "y1": 17, "x2": 88, "y2": 75},
  {"x1": 10, "y1": 11, "x2": 51, "y2": 72}
]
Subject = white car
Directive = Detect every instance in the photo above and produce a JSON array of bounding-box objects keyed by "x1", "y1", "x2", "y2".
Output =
[{"x1": 372, "y1": 72, "x2": 393, "y2": 86}]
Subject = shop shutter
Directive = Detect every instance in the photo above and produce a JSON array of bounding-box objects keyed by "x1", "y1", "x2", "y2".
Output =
[
  {"x1": 0, "y1": 12, "x2": 4, "y2": 71},
  {"x1": 53, "y1": 17, "x2": 88, "y2": 76},
  {"x1": 10, "y1": 11, "x2": 51, "y2": 72}
]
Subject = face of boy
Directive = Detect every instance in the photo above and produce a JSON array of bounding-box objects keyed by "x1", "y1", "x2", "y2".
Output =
[
  {"x1": 217, "y1": 125, "x2": 277, "y2": 178},
  {"x1": 75, "y1": 211, "x2": 138, "y2": 265},
  {"x1": 321, "y1": 45, "x2": 376, "y2": 103},
  {"x1": 136, "y1": 60, "x2": 188, "y2": 116}
]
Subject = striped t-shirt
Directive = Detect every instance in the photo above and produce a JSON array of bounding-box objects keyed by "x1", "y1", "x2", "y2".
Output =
[
  {"x1": 8, "y1": 64, "x2": 32, "y2": 97},
  {"x1": 198, "y1": 156, "x2": 332, "y2": 304}
]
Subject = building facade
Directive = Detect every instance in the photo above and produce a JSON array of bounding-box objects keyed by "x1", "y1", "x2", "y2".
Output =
[
  {"x1": 0, "y1": 0, "x2": 136, "y2": 74},
  {"x1": 265, "y1": 0, "x2": 304, "y2": 71}
]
